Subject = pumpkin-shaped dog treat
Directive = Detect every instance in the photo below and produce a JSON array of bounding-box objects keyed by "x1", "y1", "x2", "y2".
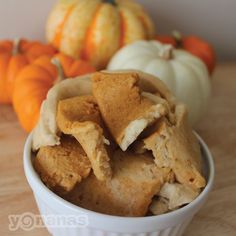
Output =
[{"x1": 46, "y1": 0, "x2": 155, "y2": 69}]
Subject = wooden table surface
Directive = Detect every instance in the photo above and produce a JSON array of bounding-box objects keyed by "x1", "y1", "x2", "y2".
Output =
[{"x1": 0, "y1": 63, "x2": 236, "y2": 236}]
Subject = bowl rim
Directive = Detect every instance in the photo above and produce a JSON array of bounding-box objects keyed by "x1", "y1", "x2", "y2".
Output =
[{"x1": 23, "y1": 131, "x2": 214, "y2": 224}]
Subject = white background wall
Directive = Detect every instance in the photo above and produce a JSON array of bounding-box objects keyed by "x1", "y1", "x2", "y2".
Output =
[{"x1": 0, "y1": 0, "x2": 235, "y2": 61}]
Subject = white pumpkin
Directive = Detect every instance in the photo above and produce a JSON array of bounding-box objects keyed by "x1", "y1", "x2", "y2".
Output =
[{"x1": 107, "y1": 40, "x2": 211, "y2": 126}]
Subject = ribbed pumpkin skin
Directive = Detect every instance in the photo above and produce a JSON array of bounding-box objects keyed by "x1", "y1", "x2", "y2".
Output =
[
  {"x1": 12, "y1": 53, "x2": 95, "y2": 132},
  {"x1": 0, "y1": 39, "x2": 56, "y2": 104},
  {"x1": 156, "y1": 34, "x2": 216, "y2": 75},
  {"x1": 46, "y1": 0, "x2": 155, "y2": 69}
]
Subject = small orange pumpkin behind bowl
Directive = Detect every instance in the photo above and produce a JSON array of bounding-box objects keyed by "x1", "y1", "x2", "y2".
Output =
[
  {"x1": 12, "y1": 53, "x2": 95, "y2": 132},
  {"x1": 0, "y1": 39, "x2": 57, "y2": 104}
]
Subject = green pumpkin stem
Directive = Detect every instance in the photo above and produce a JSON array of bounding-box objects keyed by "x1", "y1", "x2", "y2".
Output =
[
  {"x1": 12, "y1": 38, "x2": 21, "y2": 55},
  {"x1": 103, "y1": 0, "x2": 116, "y2": 6},
  {"x1": 172, "y1": 30, "x2": 182, "y2": 48},
  {"x1": 51, "y1": 58, "x2": 65, "y2": 85}
]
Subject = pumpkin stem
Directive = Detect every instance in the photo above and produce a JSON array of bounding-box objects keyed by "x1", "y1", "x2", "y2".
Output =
[
  {"x1": 103, "y1": 0, "x2": 116, "y2": 6},
  {"x1": 172, "y1": 30, "x2": 182, "y2": 48},
  {"x1": 51, "y1": 58, "x2": 65, "y2": 85},
  {"x1": 12, "y1": 38, "x2": 21, "y2": 55},
  {"x1": 159, "y1": 45, "x2": 174, "y2": 60}
]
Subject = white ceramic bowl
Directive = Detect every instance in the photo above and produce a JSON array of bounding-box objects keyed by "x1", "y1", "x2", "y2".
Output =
[{"x1": 24, "y1": 132, "x2": 214, "y2": 236}]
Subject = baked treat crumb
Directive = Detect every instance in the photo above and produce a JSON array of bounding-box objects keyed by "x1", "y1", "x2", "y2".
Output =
[
  {"x1": 57, "y1": 95, "x2": 112, "y2": 181},
  {"x1": 144, "y1": 105, "x2": 206, "y2": 189},
  {"x1": 92, "y1": 72, "x2": 168, "y2": 151},
  {"x1": 34, "y1": 136, "x2": 91, "y2": 193},
  {"x1": 64, "y1": 150, "x2": 171, "y2": 217}
]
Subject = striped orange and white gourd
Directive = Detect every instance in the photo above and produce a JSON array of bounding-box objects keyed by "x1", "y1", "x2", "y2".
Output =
[{"x1": 46, "y1": 0, "x2": 155, "y2": 69}]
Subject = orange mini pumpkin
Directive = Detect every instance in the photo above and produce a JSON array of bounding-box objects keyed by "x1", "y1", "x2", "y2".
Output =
[
  {"x1": 46, "y1": 0, "x2": 155, "y2": 69},
  {"x1": 0, "y1": 39, "x2": 57, "y2": 104},
  {"x1": 156, "y1": 31, "x2": 216, "y2": 74},
  {"x1": 12, "y1": 53, "x2": 95, "y2": 132}
]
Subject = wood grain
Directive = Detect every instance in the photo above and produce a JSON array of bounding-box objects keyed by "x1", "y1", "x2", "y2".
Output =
[{"x1": 0, "y1": 63, "x2": 236, "y2": 236}]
